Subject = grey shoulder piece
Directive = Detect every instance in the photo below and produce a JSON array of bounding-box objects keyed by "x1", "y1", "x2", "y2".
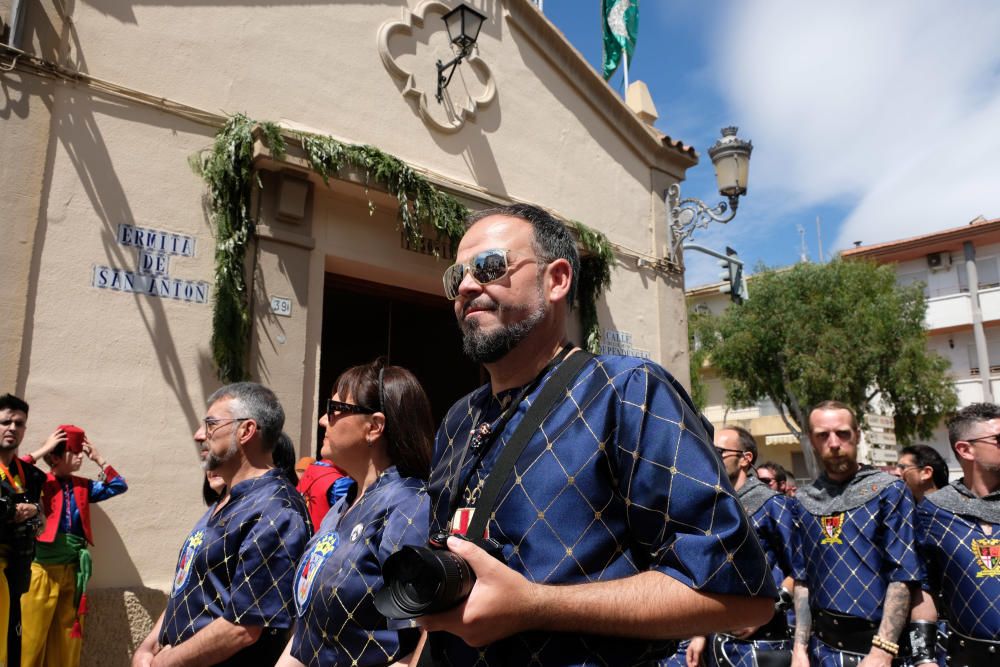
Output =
[
  {"x1": 739, "y1": 477, "x2": 779, "y2": 516},
  {"x1": 925, "y1": 482, "x2": 1000, "y2": 524},
  {"x1": 797, "y1": 467, "x2": 899, "y2": 515}
]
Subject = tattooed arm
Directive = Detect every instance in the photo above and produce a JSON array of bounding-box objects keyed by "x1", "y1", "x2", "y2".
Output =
[
  {"x1": 859, "y1": 581, "x2": 913, "y2": 667},
  {"x1": 790, "y1": 581, "x2": 811, "y2": 667}
]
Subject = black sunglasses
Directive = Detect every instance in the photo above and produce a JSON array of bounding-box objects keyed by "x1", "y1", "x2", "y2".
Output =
[{"x1": 326, "y1": 399, "x2": 375, "y2": 421}]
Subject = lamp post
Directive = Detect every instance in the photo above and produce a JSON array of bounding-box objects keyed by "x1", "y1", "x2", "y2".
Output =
[
  {"x1": 667, "y1": 126, "x2": 753, "y2": 266},
  {"x1": 436, "y1": 4, "x2": 487, "y2": 103}
]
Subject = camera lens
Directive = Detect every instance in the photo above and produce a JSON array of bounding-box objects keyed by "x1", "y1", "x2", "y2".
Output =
[{"x1": 375, "y1": 545, "x2": 476, "y2": 620}]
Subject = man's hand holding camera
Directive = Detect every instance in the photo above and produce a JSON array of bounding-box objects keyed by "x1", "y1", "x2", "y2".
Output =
[{"x1": 417, "y1": 536, "x2": 541, "y2": 647}]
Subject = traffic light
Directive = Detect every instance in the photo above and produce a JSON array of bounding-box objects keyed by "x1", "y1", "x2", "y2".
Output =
[{"x1": 718, "y1": 246, "x2": 746, "y2": 304}]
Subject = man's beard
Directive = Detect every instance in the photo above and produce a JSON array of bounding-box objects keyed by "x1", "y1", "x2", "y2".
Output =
[
  {"x1": 0, "y1": 438, "x2": 19, "y2": 451},
  {"x1": 821, "y1": 452, "x2": 856, "y2": 477},
  {"x1": 459, "y1": 297, "x2": 547, "y2": 364},
  {"x1": 202, "y1": 432, "x2": 240, "y2": 471}
]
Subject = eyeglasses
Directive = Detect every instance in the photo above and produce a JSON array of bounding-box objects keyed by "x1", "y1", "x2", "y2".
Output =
[
  {"x1": 756, "y1": 475, "x2": 775, "y2": 484},
  {"x1": 326, "y1": 399, "x2": 375, "y2": 421},
  {"x1": 202, "y1": 417, "x2": 249, "y2": 437},
  {"x1": 714, "y1": 447, "x2": 746, "y2": 457},
  {"x1": 442, "y1": 249, "x2": 539, "y2": 300},
  {"x1": 894, "y1": 463, "x2": 920, "y2": 472},
  {"x1": 812, "y1": 430, "x2": 854, "y2": 442},
  {"x1": 965, "y1": 433, "x2": 1000, "y2": 447}
]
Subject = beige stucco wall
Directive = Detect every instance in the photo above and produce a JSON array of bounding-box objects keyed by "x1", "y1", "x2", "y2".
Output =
[{"x1": 3, "y1": 1, "x2": 697, "y2": 662}]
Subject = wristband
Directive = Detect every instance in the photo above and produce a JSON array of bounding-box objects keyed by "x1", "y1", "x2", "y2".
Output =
[
  {"x1": 871, "y1": 634, "x2": 899, "y2": 657},
  {"x1": 776, "y1": 587, "x2": 793, "y2": 613},
  {"x1": 907, "y1": 621, "x2": 937, "y2": 664},
  {"x1": 22, "y1": 454, "x2": 35, "y2": 465}
]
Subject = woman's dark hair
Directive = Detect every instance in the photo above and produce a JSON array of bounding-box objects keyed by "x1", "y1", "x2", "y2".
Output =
[
  {"x1": 273, "y1": 431, "x2": 299, "y2": 486},
  {"x1": 202, "y1": 476, "x2": 224, "y2": 506},
  {"x1": 334, "y1": 358, "x2": 434, "y2": 480}
]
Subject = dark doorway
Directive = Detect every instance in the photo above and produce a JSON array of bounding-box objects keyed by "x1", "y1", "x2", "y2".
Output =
[{"x1": 316, "y1": 274, "x2": 483, "y2": 457}]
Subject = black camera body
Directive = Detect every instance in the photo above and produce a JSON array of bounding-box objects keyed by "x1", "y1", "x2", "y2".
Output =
[{"x1": 375, "y1": 530, "x2": 504, "y2": 620}]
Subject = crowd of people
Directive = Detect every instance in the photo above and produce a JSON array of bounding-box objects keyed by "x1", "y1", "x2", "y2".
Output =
[{"x1": 1, "y1": 204, "x2": 997, "y2": 666}]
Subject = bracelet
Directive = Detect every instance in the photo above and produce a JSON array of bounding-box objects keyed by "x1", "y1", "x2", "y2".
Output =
[
  {"x1": 23, "y1": 454, "x2": 35, "y2": 464},
  {"x1": 871, "y1": 635, "x2": 899, "y2": 656}
]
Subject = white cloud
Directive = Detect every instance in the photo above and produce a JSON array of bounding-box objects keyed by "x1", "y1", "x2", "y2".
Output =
[{"x1": 709, "y1": 0, "x2": 1000, "y2": 250}]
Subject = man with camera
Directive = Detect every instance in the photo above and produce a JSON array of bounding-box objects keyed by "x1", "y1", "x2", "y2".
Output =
[
  {"x1": 0, "y1": 394, "x2": 52, "y2": 667},
  {"x1": 415, "y1": 205, "x2": 775, "y2": 666}
]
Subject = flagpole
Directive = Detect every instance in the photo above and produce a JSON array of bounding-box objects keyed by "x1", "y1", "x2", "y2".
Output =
[{"x1": 623, "y1": 49, "x2": 629, "y2": 90}]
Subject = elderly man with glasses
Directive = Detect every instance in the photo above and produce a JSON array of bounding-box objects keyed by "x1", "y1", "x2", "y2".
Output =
[
  {"x1": 132, "y1": 383, "x2": 310, "y2": 667},
  {"x1": 791, "y1": 401, "x2": 923, "y2": 667},
  {"x1": 907, "y1": 403, "x2": 1000, "y2": 666},
  {"x1": 683, "y1": 425, "x2": 800, "y2": 667},
  {"x1": 416, "y1": 204, "x2": 775, "y2": 667}
]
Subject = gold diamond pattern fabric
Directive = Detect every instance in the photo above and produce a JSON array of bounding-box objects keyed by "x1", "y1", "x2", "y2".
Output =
[
  {"x1": 290, "y1": 468, "x2": 429, "y2": 667},
  {"x1": 426, "y1": 355, "x2": 774, "y2": 666},
  {"x1": 159, "y1": 470, "x2": 310, "y2": 660}
]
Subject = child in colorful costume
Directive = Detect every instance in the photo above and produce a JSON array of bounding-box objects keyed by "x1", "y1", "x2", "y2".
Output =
[{"x1": 20, "y1": 425, "x2": 127, "y2": 667}]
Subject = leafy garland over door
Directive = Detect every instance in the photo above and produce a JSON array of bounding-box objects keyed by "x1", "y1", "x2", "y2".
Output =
[{"x1": 191, "y1": 114, "x2": 613, "y2": 382}]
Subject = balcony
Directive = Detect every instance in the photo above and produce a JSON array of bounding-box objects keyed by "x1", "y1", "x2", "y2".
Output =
[
  {"x1": 924, "y1": 286, "x2": 1000, "y2": 331},
  {"x1": 953, "y1": 377, "x2": 1000, "y2": 406}
]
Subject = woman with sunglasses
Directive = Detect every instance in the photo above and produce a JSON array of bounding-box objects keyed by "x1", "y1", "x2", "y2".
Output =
[{"x1": 277, "y1": 358, "x2": 433, "y2": 667}]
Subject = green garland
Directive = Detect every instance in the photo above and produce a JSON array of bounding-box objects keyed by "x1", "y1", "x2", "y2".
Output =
[
  {"x1": 573, "y1": 221, "x2": 614, "y2": 353},
  {"x1": 192, "y1": 114, "x2": 613, "y2": 381}
]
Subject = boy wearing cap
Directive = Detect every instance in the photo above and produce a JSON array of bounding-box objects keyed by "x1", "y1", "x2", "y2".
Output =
[{"x1": 19, "y1": 427, "x2": 127, "y2": 667}]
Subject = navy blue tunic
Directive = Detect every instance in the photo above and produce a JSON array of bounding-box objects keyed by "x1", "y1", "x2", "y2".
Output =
[
  {"x1": 793, "y1": 475, "x2": 923, "y2": 622},
  {"x1": 290, "y1": 467, "x2": 429, "y2": 667},
  {"x1": 160, "y1": 469, "x2": 310, "y2": 659},
  {"x1": 915, "y1": 488, "x2": 1000, "y2": 640},
  {"x1": 426, "y1": 355, "x2": 775, "y2": 666}
]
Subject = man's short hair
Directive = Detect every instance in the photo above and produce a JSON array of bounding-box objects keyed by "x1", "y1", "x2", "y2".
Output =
[
  {"x1": 0, "y1": 394, "x2": 29, "y2": 415},
  {"x1": 809, "y1": 400, "x2": 859, "y2": 433},
  {"x1": 722, "y1": 425, "x2": 758, "y2": 464},
  {"x1": 207, "y1": 382, "x2": 284, "y2": 451},
  {"x1": 757, "y1": 461, "x2": 788, "y2": 485},
  {"x1": 467, "y1": 203, "x2": 580, "y2": 307},
  {"x1": 899, "y1": 444, "x2": 949, "y2": 489},
  {"x1": 946, "y1": 402, "x2": 1000, "y2": 452}
]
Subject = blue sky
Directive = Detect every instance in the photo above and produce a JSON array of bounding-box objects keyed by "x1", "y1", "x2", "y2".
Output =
[{"x1": 539, "y1": 1, "x2": 1000, "y2": 286}]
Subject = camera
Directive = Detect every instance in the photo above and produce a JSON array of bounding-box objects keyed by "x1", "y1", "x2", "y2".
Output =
[{"x1": 375, "y1": 530, "x2": 503, "y2": 620}]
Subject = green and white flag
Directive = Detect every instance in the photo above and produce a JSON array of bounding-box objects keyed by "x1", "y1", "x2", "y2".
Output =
[{"x1": 602, "y1": 0, "x2": 638, "y2": 81}]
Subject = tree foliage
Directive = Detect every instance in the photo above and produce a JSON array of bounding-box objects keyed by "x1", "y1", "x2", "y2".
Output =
[{"x1": 699, "y1": 259, "x2": 957, "y2": 475}]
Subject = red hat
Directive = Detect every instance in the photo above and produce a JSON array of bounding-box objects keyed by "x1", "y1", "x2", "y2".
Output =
[{"x1": 59, "y1": 425, "x2": 85, "y2": 454}]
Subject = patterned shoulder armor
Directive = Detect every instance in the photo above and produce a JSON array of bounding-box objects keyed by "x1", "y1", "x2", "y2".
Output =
[
  {"x1": 924, "y1": 484, "x2": 1000, "y2": 524},
  {"x1": 738, "y1": 477, "x2": 779, "y2": 516},
  {"x1": 797, "y1": 468, "x2": 900, "y2": 515}
]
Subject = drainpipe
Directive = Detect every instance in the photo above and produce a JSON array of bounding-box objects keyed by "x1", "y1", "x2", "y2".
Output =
[
  {"x1": 5, "y1": 0, "x2": 26, "y2": 48},
  {"x1": 965, "y1": 241, "x2": 994, "y2": 402}
]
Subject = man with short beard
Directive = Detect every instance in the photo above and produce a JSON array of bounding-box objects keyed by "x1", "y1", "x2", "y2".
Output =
[
  {"x1": 908, "y1": 403, "x2": 1000, "y2": 666},
  {"x1": 417, "y1": 204, "x2": 775, "y2": 666},
  {"x1": 132, "y1": 383, "x2": 310, "y2": 667},
  {"x1": 791, "y1": 401, "x2": 923, "y2": 667}
]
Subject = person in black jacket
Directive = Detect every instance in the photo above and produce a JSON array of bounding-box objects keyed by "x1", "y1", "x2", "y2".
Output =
[{"x1": 0, "y1": 394, "x2": 52, "y2": 667}]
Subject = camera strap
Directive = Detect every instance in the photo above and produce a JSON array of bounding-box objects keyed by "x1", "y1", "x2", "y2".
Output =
[{"x1": 461, "y1": 347, "x2": 593, "y2": 545}]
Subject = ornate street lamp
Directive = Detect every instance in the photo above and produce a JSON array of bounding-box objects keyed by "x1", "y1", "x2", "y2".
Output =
[
  {"x1": 667, "y1": 126, "x2": 753, "y2": 265},
  {"x1": 436, "y1": 4, "x2": 487, "y2": 103}
]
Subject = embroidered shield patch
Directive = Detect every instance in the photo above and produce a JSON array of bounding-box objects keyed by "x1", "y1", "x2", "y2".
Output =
[
  {"x1": 294, "y1": 532, "x2": 339, "y2": 612},
  {"x1": 972, "y1": 538, "x2": 1000, "y2": 578},
  {"x1": 171, "y1": 530, "x2": 204, "y2": 597},
  {"x1": 820, "y1": 513, "x2": 845, "y2": 545}
]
